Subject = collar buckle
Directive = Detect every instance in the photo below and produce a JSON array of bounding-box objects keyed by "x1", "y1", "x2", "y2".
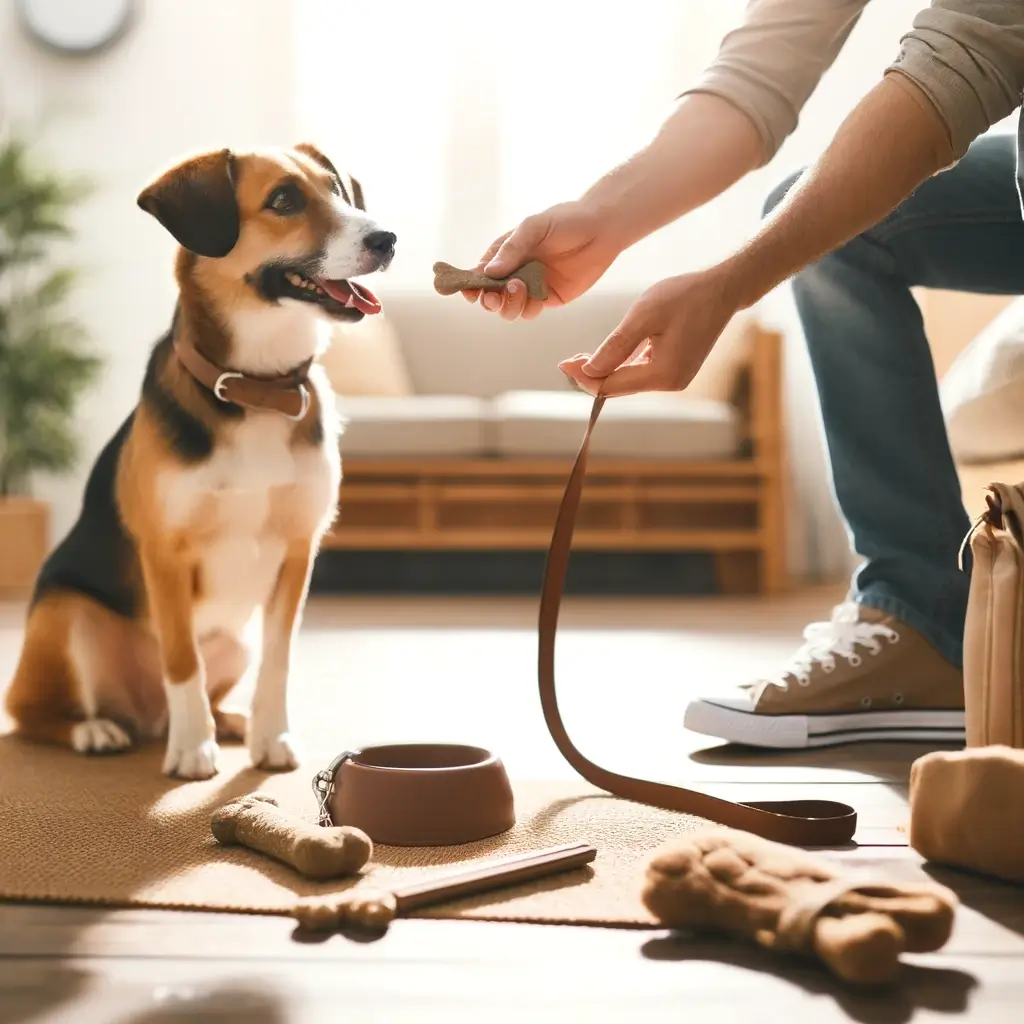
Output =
[{"x1": 213, "y1": 371, "x2": 245, "y2": 403}]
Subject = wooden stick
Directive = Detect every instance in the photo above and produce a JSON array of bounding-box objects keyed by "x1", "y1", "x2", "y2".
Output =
[
  {"x1": 394, "y1": 842, "x2": 596, "y2": 912},
  {"x1": 293, "y1": 842, "x2": 597, "y2": 931}
]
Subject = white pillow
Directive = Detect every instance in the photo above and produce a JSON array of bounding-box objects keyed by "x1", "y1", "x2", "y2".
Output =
[{"x1": 940, "y1": 297, "x2": 1024, "y2": 464}]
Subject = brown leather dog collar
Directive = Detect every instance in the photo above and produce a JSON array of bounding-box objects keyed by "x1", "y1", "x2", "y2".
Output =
[{"x1": 173, "y1": 336, "x2": 312, "y2": 420}]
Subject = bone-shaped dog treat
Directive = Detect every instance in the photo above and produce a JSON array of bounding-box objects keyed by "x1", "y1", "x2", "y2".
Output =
[
  {"x1": 293, "y1": 842, "x2": 596, "y2": 933},
  {"x1": 432, "y1": 260, "x2": 549, "y2": 301},
  {"x1": 295, "y1": 888, "x2": 399, "y2": 932},
  {"x1": 211, "y1": 794, "x2": 372, "y2": 881},
  {"x1": 641, "y1": 827, "x2": 956, "y2": 986}
]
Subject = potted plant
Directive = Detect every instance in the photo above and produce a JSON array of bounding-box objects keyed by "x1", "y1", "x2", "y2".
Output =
[{"x1": 0, "y1": 129, "x2": 101, "y2": 596}]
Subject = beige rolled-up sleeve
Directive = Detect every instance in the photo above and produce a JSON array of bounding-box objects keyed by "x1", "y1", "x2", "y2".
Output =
[
  {"x1": 680, "y1": 0, "x2": 871, "y2": 163},
  {"x1": 886, "y1": 2, "x2": 1024, "y2": 161}
]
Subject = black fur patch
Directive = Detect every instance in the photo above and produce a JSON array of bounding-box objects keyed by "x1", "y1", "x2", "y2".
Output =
[
  {"x1": 32, "y1": 413, "x2": 140, "y2": 618},
  {"x1": 141, "y1": 327, "x2": 243, "y2": 462},
  {"x1": 308, "y1": 407, "x2": 324, "y2": 446}
]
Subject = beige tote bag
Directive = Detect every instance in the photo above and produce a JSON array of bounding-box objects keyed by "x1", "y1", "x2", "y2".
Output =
[{"x1": 961, "y1": 482, "x2": 1024, "y2": 747}]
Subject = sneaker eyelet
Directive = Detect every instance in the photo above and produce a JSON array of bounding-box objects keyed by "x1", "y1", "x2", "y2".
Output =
[
  {"x1": 893, "y1": 692, "x2": 904, "y2": 705},
  {"x1": 822, "y1": 663, "x2": 835, "y2": 674},
  {"x1": 848, "y1": 654, "x2": 862, "y2": 667},
  {"x1": 798, "y1": 678, "x2": 811, "y2": 687},
  {"x1": 860, "y1": 696, "x2": 872, "y2": 708},
  {"x1": 888, "y1": 633, "x2": 900, "y2": 644}
]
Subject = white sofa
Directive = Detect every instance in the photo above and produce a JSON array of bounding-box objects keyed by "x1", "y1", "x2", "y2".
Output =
[{"x1": 325, "y1": 289, "x2": 746, "y2": 462}]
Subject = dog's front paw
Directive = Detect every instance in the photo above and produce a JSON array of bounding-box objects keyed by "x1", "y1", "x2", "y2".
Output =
[
  {"x1": 163, "y1": 738, "x2": 220, "y2": 779},
  {"x1": 248, "y1": 730, "x2": 301, "y2": 772}
]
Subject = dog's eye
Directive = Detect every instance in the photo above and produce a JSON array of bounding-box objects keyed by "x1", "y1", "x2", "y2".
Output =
[{"x1": 265, "y1": 183, "x2": 306, "y2": 215}]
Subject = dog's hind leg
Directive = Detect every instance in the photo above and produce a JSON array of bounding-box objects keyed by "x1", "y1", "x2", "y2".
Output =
[
  {"x1": 202, "y1": 631, "x2": 252, "y2": 744},
  {"x1": 5, "y1": 594, "x2": 135, "y2": 754}
]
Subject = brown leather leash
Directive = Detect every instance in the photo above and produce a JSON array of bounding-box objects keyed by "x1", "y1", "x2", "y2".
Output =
[{"x1": 538, "y1": 394, "x2": 858, "y2": 846}]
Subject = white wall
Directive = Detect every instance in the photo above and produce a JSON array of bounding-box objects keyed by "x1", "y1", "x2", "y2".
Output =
[{"x1": 0, "y1": 0, "x2": 298, "y2": 542}]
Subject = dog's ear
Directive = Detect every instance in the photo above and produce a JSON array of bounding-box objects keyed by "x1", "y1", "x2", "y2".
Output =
[
  {"x1": 294, "y1": 142, "x2": 365, "y2": 210},
  {"x1": 349, "y1": 174, "x2": 366, "y2": 212},
  {"x1": 137, "y1": 149, "x2": 239, "y2": 258}
]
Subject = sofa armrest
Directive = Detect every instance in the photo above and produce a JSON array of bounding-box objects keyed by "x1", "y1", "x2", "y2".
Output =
[
  {"x1": 725, "y1": 319, "x2": 783, "y2": 465},
  {"x1": 723, "y1": 319, "x2": 786, "y2": 592}
]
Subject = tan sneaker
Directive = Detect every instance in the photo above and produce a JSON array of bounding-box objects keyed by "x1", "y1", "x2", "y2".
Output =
[{"x1": 684, "y1": 603, "x2": 965, "y2": 749}]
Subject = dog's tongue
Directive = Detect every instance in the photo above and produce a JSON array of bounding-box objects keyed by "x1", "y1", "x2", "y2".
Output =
[{"x1": 320, "y1": 278, "x2": 381, "y2": 315}]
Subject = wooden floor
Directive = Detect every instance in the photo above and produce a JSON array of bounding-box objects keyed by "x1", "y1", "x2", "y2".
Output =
[{"x1": 1, "y1": 586, "x2": 1022, "y2": 1023}]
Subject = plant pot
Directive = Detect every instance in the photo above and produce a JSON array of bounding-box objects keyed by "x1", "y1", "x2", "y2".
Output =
[{"x1": 0, "y1": 497, "x2": 49, "y2": 598}]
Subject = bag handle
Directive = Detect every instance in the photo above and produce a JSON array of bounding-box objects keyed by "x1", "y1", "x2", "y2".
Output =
[{"x1": 538, "y1": 394, "x2": 858, "y2": 846}]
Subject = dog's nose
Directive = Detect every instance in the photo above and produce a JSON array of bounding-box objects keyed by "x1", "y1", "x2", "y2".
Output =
[{"x1": 363, "y1": 231, "x2": 397, "y2": 258}]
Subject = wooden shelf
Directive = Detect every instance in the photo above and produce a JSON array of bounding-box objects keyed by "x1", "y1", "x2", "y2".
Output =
[{"x1": 321, "y1": 528, "x2": 765, "y2": 552}]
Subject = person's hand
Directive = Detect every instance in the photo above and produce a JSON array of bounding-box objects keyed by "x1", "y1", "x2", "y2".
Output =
[
  {"x1": 558, "y1": 270, "x2": 739, "y2": 397},
  {"x1": 464, "y1": 202, "x2": 621, "y2": 321}
]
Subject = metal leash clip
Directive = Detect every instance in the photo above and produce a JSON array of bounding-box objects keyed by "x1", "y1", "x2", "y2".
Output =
[{"x1": 311, "y1": 750, "x2": 358, "y2": 827}]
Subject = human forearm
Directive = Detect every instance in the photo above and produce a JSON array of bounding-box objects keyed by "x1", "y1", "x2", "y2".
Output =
[
  {"x1": 579, "y1": 93, "x2": 765, "y2": 253},
  {"x1": 716, "y1": 75, "x2": 955, "y2": 310}
]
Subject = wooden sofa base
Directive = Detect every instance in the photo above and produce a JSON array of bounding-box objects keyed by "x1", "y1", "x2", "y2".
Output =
[{"x1": 322, "y1": 456, "x2": 784, "y2": 594}]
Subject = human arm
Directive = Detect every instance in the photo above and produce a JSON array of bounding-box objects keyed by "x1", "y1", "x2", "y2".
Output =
[
  {"x1": 465, "y1": 93, "x2": 764, "y2": 321},
  {"x1": 470, "y1": 0, "x2": 870, "y2": 319},
  {"x1": 567, "y1": 3, "x2": 1024, "y2": 396}
]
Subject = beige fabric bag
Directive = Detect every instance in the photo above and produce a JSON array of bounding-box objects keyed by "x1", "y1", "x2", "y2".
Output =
[{"x1": 962, "y1": 481, "x2": 1024, "y2": 747}]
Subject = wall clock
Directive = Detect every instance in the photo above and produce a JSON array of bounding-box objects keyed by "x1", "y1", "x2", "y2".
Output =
[{"x1": 16, "y1": 0, "x2": 137, "y2": 57}]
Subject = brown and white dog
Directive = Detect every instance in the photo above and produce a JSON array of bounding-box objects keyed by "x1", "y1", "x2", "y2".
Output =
[{"x1": 3, "y1": 143, "x2": 394, "y2": 779}]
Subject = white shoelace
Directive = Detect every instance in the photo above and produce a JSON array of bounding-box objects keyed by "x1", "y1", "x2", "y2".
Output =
[{"x1": 779, "y1": 602, "x2": 900, "y2": 688}]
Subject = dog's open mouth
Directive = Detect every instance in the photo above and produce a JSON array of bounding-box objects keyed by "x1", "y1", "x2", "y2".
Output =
[{"x1": 260, "y1": 265, "x2": 382, "y2": 319}]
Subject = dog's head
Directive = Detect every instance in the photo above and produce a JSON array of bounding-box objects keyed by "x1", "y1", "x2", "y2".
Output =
[{"x1": 137, "y1": 144, "x2": 394, "y2": 322}]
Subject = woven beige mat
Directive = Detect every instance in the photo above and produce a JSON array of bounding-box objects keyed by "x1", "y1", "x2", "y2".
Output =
[{"x1": 0, "y1": 735, "x2": 706, "y2": 927}]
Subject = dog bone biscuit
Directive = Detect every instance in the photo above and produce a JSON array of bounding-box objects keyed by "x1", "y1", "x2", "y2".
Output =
[
  {"x1": 641, "y1": 827, "x2": 956, "y2": 986},
  {"x1": 432, "y1": 260, "x2": 549, "y2": 301},
  {"x1": 211, "y1": 793, "x2": 373, "y2": 880},
  {"x1": 293, "y1": 889, "x2": 399, "y2": 932}
]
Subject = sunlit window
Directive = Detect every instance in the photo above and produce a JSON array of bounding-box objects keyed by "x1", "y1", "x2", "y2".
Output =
[{"x1": 296, "y1": 1, "x2": 746, "y2": 291}]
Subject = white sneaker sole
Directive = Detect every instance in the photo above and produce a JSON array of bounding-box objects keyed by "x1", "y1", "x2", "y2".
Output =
[{"x1": 684, "y1": 700, "x2": 965, "y2": 749}]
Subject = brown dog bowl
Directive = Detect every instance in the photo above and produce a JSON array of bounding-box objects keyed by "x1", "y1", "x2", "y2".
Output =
[{"x1": 323, "y1": 743, "x2": 516, "y2": 847}]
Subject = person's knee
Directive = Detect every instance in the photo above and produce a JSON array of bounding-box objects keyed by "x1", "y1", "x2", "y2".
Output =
[{"x1": 762, "y1": 170, "x2": 803, "y2": 219}]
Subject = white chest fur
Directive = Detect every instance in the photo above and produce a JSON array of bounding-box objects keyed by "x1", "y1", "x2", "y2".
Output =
[{"x1": 158, "y1": 393, "x2": 340, "y2": 639}]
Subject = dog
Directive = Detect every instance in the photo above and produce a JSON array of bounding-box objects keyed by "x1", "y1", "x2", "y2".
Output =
[{"x1": 3, "y1": 143, "x2": 395, "y2": 779}]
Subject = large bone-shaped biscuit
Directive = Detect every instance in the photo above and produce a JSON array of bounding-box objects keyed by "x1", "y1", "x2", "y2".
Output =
[
  {"x1": 642, "y1": 827, "x2": 957, "y2": 986},
  {"x1": 210, "y1": 794, "x2": 372, "y2": 881}
]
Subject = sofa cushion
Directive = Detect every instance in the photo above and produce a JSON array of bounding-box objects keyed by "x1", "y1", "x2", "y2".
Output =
[
  {"x1": 336, "y1": 395, "x2": 489, "y2": 456},
  {"x1": 489, "y1": 390, "x2": 740, "y2": 459},
  {"x1": 941, "y1": 297, "x2": 1024, "y2": 464}
]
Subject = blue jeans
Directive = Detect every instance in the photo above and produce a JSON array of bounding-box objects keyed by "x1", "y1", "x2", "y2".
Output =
[{"x1": 765, "y1": 132, "x2": 1024, "y2": 668}]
